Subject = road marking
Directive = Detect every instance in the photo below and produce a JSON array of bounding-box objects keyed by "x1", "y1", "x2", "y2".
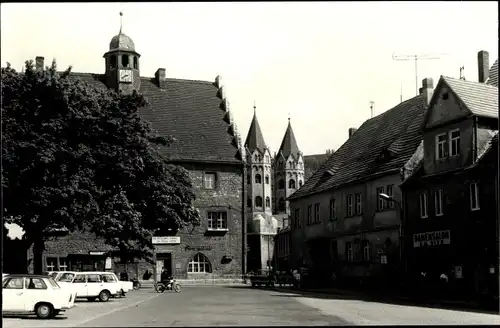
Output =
[{"x1": 69, "y1": 293, "x2": 162, "y2": 327}]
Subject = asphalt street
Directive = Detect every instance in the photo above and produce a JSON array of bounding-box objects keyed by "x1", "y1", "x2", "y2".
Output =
[{"x1": 3, "y1": 286, "x2": 500, "y2": 327}]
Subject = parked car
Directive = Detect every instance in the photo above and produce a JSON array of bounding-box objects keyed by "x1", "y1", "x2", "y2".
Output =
[
  {"x1": 3, "y1": 273, "x2": 10, "y2": 279},
  {"x1": 46, "y1": 271, "x2": 64, "y2": 281},
  {"x1": 102, "y1": 272, "x2": 133, "y2": 297},
  {"x1": 56, "y1": 271, "x2": 119, "y2": 302},
  {"x1": 2, "y1": 274, "x2": 76, "y2": 319}
]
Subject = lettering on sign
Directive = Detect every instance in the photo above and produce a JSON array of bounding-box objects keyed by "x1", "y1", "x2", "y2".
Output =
[
  {"x1": 413, "y1": 230, "x2": 451, "y2": 248},
  {"x1": 152, "y1": 236, "x2": 181, "y2": 245},
  {"x1": 185, "y1": 245, "x2": 212, "y2": 251}
]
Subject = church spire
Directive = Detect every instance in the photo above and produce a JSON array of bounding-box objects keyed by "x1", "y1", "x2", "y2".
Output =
[
  {"x1": 277, "y1": 118, "x2": 300, "y2": 158},
  {"x1": 244, "y1": 103, "x2": 267, "y2": 153}
]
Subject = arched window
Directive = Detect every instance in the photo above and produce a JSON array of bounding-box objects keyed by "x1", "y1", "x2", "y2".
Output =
[
  {"x1": 278, "y1": 179, "x2": 285, "y2": 189},
  {"x1": 247, "y1": 197, "x2": 252, "y2": 208},
  {"x1": 288, "y1": 179, "x2": 296, "y2": 189},
  {"x1": 255, "y1": 196, "x2": 263, "y2": 207},
  {"x1": 188, "y1": 253, "x2": 212, "y2": 273},
  {"x1": 133, "y1": 56, "x2": 139, "y2": 69},
  {"x1": 122, "y1": 55, "x2": 130, "y2": 68},
  {"x1": 110, "y1": 55, "x2": 117, "y2": 69},
  {"x1": 255, "y1": 174, "x2": 262, "y2": 184},
  {"x1": 278, "y1": 198, "x2": 285, "y2": 211},
  {"x1": 299, "y1": 180, "x2": 303, "y2": 187},
  {"x1": 265, "y1": 197, "x2": 271, "y2": 208},
  {"x1": 265, "y1": 175, "x2": 270, "y2": 184}
]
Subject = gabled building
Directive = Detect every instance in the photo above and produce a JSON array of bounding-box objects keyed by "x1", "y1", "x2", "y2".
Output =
[
  {"x1": 287, "y1": 79, "x2": 434, "y2": 287},
  {"x1": 400, "y1": 50, "x2": 498, "y2": 298},
  {"x1": 10, "y1": 25, "x2": 246, "y2": 282}
]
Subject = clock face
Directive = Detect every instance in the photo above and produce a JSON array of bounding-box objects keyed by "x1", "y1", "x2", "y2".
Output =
[{"x1": 119, "y1": 69, "x2": 133, "y2": 83}]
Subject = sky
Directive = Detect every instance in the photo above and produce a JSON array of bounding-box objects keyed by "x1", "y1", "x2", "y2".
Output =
[{"x1": 1, "y1": 2, "x2": 498, "y2": 155}]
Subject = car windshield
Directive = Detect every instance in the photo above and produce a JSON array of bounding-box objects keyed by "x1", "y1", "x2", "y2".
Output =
[
  {"x1": 47, "y1": 277, "x2": 60, "y2": 289},
  {"x1": 57, "y1": 273, "x2": 75, "y2": 282},
  {"x1": 49, "y1": 272, "x2": 59, "y2": 279}
]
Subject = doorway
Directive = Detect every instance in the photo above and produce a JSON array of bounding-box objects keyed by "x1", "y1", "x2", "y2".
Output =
[{"x1": 156, "y1": 253, "x2": 173, "y2": 281}]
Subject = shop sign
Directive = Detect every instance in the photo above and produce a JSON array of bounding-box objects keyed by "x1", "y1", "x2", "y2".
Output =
[
  {"x1": 380, "y1": 255, "x2": 387, "y2": 264},
  {"x1": 185, "y1": 245, "x2": 212, "y2": 251},
  {"x1": 89, "y1": 251, "x2": 105, "y2": 255},
  {"x1": 413, "y1": 230, "x2": 450, "y2": 248},
  {"x1": 152, "y1": 236, "x2": 181, "y2": 245}
]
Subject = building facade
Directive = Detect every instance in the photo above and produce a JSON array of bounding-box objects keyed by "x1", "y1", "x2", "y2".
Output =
[
  {"x1": 17, "y1": 26, "x2": 246, "y2": 282},
  {"x1": 401, "y1": 51, "x2": 498, "y2": 298},
  {"x1": 287, "y1": 79, "x2": 434, "y2": 287}
]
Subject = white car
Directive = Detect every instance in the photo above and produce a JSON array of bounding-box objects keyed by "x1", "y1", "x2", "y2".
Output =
[
  {"x1": 56, "y1": 271, "x2": 119, "y2": 302},
  {"x1": 2, "y1": 274, "x2": 76, "y2": 319},
  {"x1": 101, "y1": 272, "x2": 133, "y2": 297}
]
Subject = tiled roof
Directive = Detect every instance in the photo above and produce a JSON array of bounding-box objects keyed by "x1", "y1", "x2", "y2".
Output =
[
  {"x1": 67, "y1": 73, "x2": 241, "y2": 164},
  {"x1": 277, "y1": 120, "x2": 300, "y2": 158},
  {"x1": 442, "y1": 76, "x2": 498, "y2": 119},
  {"x1": 486, "y1": 59, "x2": 498, "y2": 87},
  {"x1": 289, "y1": 95, "x2": 426, "y2": 200},
  {"x1": 476, "y1": 131, "x2": 498, "y2": 164},
  {"x1": 304, "y1": 153, "x2": 330, "y2": 181},
  {"x1": 244, "y1": 111, "x2": 267, "y2": 153}
]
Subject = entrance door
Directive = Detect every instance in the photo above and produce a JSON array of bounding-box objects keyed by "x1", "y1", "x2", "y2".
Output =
[{"x1": 156, "y1": 253, "x2": 173, "y2": 281}]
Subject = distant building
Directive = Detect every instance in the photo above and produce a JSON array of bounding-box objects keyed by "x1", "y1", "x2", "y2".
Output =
[
  {"x1": 287, "y1": 79, "x2": 434, "y2": 287},
  {"x1": 8, "y1": 25, "x2": 245, "y2": 282},
  {"x1": 304, "y1": 153, "x2": 331, "y2": 181},
  {"x1": 401, "y1": 50, "x2": 498, "y2": 298}
]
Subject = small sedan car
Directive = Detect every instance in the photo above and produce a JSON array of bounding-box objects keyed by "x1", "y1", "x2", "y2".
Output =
[{"x1": 2, "y1": 274, "x2": 76, "y2": 319}]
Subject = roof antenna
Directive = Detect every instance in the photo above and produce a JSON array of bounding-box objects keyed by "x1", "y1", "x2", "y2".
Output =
[
  {"x1": 253, "y1": 100, "x2": 256, "y2": 115},
  {"x1": 119, "y1": 11, "x2": 123, "y2": 34},
  {"x1": 370, "y1": 101, "x2": 375, "y2": 118}
]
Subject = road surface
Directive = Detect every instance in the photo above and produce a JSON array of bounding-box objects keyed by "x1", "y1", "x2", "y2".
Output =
[{"x1": 3, "y1": 286, "x2": 499, "y2": 327}]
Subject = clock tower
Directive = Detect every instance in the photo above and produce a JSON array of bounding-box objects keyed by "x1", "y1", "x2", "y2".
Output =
[{"x1": 103, "y1": 12, "x2": 141, "y2": 93}]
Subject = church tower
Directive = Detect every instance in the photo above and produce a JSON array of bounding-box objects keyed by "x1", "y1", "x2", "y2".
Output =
[
  {"x1": 244, "y1": 104, "x2": 277, "y2": 272},
  {"x1": 274, "y1": 118, "x2": 304, "y2": 217},
  {"x1": 103, "y1": 12, "x2": 141, "y2": 94}
]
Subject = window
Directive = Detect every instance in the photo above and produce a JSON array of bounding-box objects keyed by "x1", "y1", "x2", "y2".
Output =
[
  {"x1": 46, "y1": 257, "x2": 58, "y2": 271},
  {"x1": 278, "y1": 198, "x2": 286, "y2": 211},
  {"x1": 419, "y1": 192, "x2": 428, "y2": 218},
  {"x1": 208, "y1": 211, "x2": 228, "y2": 230},
  {"x1": 265, "y1": 197, "x2": 271, "y2": 208},
  {"x1": 59, "y1": 258, "x2": 68, "y2": 271},
  {"x1": 255, "y1": 174, "x2": 262, "y2": 184},
  {"x1": 299, "y1": 180, "x2": 303, "y2": 187},
  {"x1": 314, "y1": 203, "x2": 320, "y2": 223},
  {"x1": 204, "y1": 173, "x2": 216, "y2": 189},
  {"x1": 278, "y1": 179, "x2": 285, "y2": 189},
  {"x1": 4, "y1": 277, "x2": 23, "y2": 289},
  {"x1": 329, "y1": 199, "x2": 336, "y2": 221},
  {"x1": 247, "y1": 197, "x2": 252, "y2": 208},
  {"x1": 355, "y1": 193, "x2": 363, "y2": 215},
  {"x1": 449, "y1": 129, "x2": 460, "y2": 156},
  {"x1": 133, "y1": 56, "x2": 138, "y2": 69},
  {"x1": 346, "y1": 194, "x2": 353, "y2": 217},
  {"x1": 265, "y1": 175, "x2": 270, "y2": 184},
  {"x1": 87, "y1": 274, "x2": 101, "y2": 283},
  {"x1": 73, "y1": 275, "x2": 86, "y2": 283},
  {"x1": 101, "y1": 274, "x2": 117, "y2": 283},
  {"x1": 386, "y1": 184, "x2": 395, "y2": 208},
  {"x1": 362, "y1": 240, "x2": 370, "y2": 261},
  {"x1": 307, "y1": 205, "x2": 312, "y2": 224},
  {"x1": 58, "y1": 273, "x2": 75, "y2": 282},
  {"x1": 110, "y1": 55, "x2": 117, "y2": 69},
  {"x1": 255, "y1": 196, "x2": 263, "y2": 208},
  {"x1": 122, "y1": 54, "x2": 130, "y2": 67},
  {"x1": 434, "y1": 189, "x2": 443, "y2": 216},
  {"x1": 436, "y1": 133, "x2": 447, "y2": 160},
  {"x1": 294, "y1": 208, "x2": 300, "y2": 228},
  {"x1": 288, "y1": 179, "x2": 296, "y2": 189},
  {"x1": 265, "y1": 155, "x2": 269, "y2": 163},
  {"x1": 346, "y1": 243, "x2": 353, "y2": 262},
  {"x1": 376, "y1": 187, "x2": 384, "y2": 211},
  {"x1": 26, "y1": 278, "x2": 47, "y2": 290},
  {"x1": 188, "y1": 253, "x2": 212, "y2": 273},
  {"x1": 470, "y1": 182, "x2": 480, "y2": 211}
]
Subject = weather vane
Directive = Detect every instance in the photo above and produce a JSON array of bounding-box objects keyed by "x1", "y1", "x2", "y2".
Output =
[{"x1": 119, "y1": 11, "x2": 123, "y2": 33}]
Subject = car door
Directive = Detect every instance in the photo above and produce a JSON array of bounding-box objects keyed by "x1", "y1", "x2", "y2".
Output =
[
  {"x1": 24, "y1": 277, "x2": 49, "y2": 312},
  {"x1": 72, "y1": 274, "x2": 88, "y2": 297},
  {"x1": 2, "y1": 277, "x2": 26, "y2": 311},
  {"x1": 86, "y1": 274, "x2": 103, "y2": 297}
]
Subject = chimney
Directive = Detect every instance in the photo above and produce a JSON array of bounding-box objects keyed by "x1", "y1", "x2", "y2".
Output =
[
  {"x1": 35, "y1": 56, "x2": 44, "y2": 72},
  {"x1": 348, "y1": 127, "x2": 357, "y2": 138},
  {"x1": 478, "y1": 50, "x2": 489, "y2": 83},
  {"x1": 155, "y1": 68, "x2": 166, "y2": 89},
  {"x1": 419, "y1": 87, "x2": 423, "y2": 95},
  {"x1": 421, "y1": 78, "x2": 434, "y2": 108}
]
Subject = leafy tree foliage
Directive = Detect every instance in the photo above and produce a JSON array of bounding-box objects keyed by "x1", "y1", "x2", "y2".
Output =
[{"x1": 2, "y1": 60, "x2": 201, "y2": 272}]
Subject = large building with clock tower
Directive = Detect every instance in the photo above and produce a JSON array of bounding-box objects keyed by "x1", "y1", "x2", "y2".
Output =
[{"x1": 13, "y1": 19, "x2": 247, "y2": 285}]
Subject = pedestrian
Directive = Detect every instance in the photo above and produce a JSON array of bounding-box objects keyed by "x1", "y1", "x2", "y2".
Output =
[{"x1": 160, "y1": 267, "x2": 170, "y2": 285}]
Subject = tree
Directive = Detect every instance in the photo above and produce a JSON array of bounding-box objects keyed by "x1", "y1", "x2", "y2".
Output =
[{"x1": 2, "y1": 60, "x2": 201, "y2": 273}]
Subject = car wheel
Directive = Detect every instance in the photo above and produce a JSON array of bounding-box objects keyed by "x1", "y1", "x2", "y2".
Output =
[
  {"x1": 36, "y1": 303, "x2": 53, "y2": 319},
  {"x1": 174, "y1": 283, "x2": 181, "y2": 293},
  {"x1": 99, "y1": 290, "x2": 111, "y2": 302},
  {"x1": 87, "y1": 297, "x2": 97, "y2": 302}
]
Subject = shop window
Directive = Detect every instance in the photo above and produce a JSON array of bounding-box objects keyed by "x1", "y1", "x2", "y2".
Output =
[{"x1": 188, "y1": 253, "x2": 212, "y2": 273}]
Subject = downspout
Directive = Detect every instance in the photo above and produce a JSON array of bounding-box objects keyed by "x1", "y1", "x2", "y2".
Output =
[{"x1": 242, "y1": 161, "x2": 247, "y2": 279}]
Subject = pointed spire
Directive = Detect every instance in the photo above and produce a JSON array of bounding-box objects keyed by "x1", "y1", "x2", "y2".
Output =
[
  {"x1": 278, "y1": 119, "x2": 300, "y2": 159},
  {"x1": 119, "y1": 11, "x2": 123, "y2": 34},
  {"x1": 244, "y1": 103, "x2": 267, "y2": 153}
]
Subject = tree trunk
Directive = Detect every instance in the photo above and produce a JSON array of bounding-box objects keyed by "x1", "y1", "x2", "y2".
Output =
[{"x1": 32, "y1": 238, "x2": 45, "y2": 274}]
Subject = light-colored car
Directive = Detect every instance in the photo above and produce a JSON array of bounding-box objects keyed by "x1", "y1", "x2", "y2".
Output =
[
  {"x1": 46, "y1": 271, "x2": 64, "y2": 281},
  {"x1": 2, "y1": 274, "x2": 75, "y2": 319},
  {"x1": 101, "y1": 272, "x2": 133, "y2": 297},
  {"x1": 56, "y1": 271, "x2": 119, "y2": 302}
]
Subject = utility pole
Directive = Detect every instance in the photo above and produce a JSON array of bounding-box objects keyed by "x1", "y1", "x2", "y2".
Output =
[
  {"x1": 392, "y1": 53, "x2": 448, "y2": 96},
  {"x1": 369, "y1": 101, "x2": 375, "y2": 118}
]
